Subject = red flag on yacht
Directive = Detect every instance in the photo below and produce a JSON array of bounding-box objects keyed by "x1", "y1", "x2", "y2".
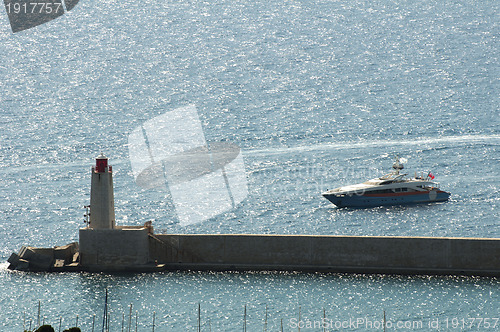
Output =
[{"x1": 428, "y1": 172, "x2": 435, "y2": 180}]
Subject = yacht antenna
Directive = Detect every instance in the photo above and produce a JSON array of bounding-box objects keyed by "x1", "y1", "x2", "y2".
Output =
[{"x1": 392, "y1": 155, "x2": 404, "y2": 175}]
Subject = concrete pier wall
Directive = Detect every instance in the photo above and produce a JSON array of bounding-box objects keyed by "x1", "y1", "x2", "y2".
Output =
[
  {"x1": 79, "y1": 227, "x2": 150, "y2": 271},
  {"x1": 151, "y1": 234, "x2": 500, "y2": 276}
]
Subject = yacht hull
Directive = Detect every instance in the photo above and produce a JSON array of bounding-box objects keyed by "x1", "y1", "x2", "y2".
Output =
[{"x1": 323, "y1": 190, "x2": 450, "y2": 208}]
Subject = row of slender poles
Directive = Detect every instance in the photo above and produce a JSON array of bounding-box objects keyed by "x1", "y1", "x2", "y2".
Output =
[
  {"x1": 23, "y1": 293, "x2": 387, "y2": 331},
  {"x1": 23, "y1": 293, "x2": 148, "y2": 332},
  {"x1": 25, "y1": 301, "x2": 269, "y2": 332}
]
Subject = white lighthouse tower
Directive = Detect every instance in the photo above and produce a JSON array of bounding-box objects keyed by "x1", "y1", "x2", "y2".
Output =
[
  {"x1": 79, "y1": 153, "x2": 152, "y2": 270},
  {"x1": 89, "y1": 153, "x2": 115, "y2": 229}
]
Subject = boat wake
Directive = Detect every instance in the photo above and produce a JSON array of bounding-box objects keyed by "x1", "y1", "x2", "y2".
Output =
[{"x1": 245, "y1": 134, "x2": 500, "y2": 157}]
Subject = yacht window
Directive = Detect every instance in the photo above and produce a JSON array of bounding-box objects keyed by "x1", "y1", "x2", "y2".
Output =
[{"x1": 367, "y1": 189, "x2": 394, "y2": 194}]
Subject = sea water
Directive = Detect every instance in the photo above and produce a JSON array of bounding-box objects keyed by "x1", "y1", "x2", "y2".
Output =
[{"x1": 0, "y1": 0, "x2": 498, "y2": 330}]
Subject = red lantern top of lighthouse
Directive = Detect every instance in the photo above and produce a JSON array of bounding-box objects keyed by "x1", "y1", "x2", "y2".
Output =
[{"x1": 95, "y1": 153, "x2": 110, "y2": 173}]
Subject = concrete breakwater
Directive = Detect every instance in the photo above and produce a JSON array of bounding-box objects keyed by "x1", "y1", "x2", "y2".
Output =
[
  {"x1": 9, "y1": 232, "x2": 500, "y2": 277},
  {"x1": 7, "y1": 155, "x2": 499, "y2": 277},
  {"x1": 8, "y1": 242, "x2": 80, "y2": 272},
  {"x1": 149, "y1": 234, "x2": 500, "y2": 277}
]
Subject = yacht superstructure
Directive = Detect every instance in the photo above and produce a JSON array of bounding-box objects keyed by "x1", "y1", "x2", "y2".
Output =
[{"x1": 322, "y1": 157, "x2": 450, "y2": 208}]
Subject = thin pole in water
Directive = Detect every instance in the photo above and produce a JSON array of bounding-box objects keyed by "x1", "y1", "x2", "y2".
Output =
[
  {"x1": 37, "y1": 301, "x2": 41, "y2": 327},
  {"x1": 135, "y1": 310, "x2": 138, "y2": 332},
  {"x1": 122, "y1": 313, "x2": 125, "y2": 332},
  {"x1": 323, "y1": 308, "x2": 326, "y2": 332},
  {"x1": 92, "y1": 314, "x2": 95, "y2": 332},
  {"x1": 243, "y1": 305, "x2": 247, "y2": 332},
  {"x1": 264, "y1": 304, "x2": 268, "y2": 332},
  {"x1": 152, "y1": 311, "x2": 156, "y2": 332},
  {"x1": 383, "y1": 310, "x2": 386, "y2": 332},
  {"x1": 75, "y1": 314, "x2": 78, "y2": 327},
  {"x1": 102, "y1": 288, "x2": 108, "y2": 332},
  {"x1": 198, "y1": 303, "x2": 201, "y2": 332},
  {"x1": 59, "y1": 316, "x2": 62, "y2": 332},
  {"x1": 128, "y1": 304, "x2": 133, "y2": 332}
]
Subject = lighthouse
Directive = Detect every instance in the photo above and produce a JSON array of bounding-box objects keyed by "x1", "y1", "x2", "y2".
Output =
[
  {"x1": 89, "y1": 153, "x2": 115, "y2": 229},
  {"x1": 79, "y1": 153, "x2": 152, "y2": 270}
]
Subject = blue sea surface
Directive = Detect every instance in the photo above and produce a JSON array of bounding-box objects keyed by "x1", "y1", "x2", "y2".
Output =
[{"x1": 0, "y1": 0, "x2": 498, "y2": 330}]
